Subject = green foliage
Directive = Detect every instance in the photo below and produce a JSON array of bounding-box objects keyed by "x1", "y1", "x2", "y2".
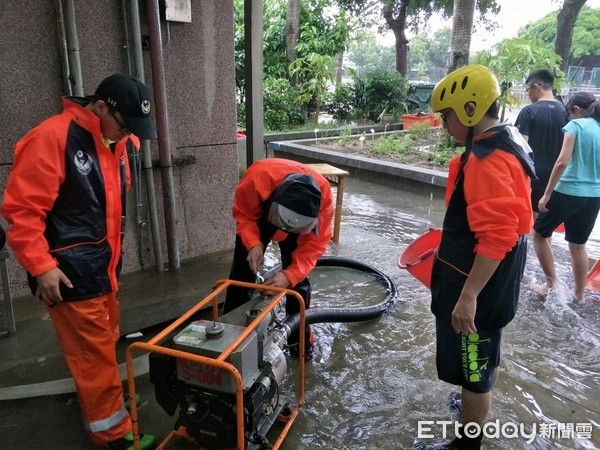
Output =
[
  {"x1": 407, "y1": 27, "x2": 451, "y2": 79},
  {"x1": 337, "y1": 0, "x2": 500, "y2": 28},
  {"x1": 347, "y1": 30, "x2": 396, "y2": 74},
  {"x1": 236, "y1": 101, "x2": 246, "y2": 128},
  {"x1": 367, "y1": 126, "x2": 461, "y2": 167},
  {"x1": 362, "y1": 69, "x2": 410, "y2": 122},
  {"x1": 296, "y1": 3, "x2": 350, "y2": 57},
  {"x1": 570, "y1": 7, "x2": 600, "y2": 60},
  {"x1": 325, "y1": 69, "x2": 412, "y2": 123},
  {"x1": 262, "y1": 78, "x2": 307, "y2": 131},
  {"x1": 520, "y1": 6, "x2": 600, "y2": 62},
  {"x1": 336, "y1": 0, "x2": 500, "y2": 74},
  {"x1": 471, "y1": 38, "x2": 564, "y2": 115},
  {"x1": 325, "y1": 83, "x2": 356, "y2": 121},
  {"x1": 337, "y1": 124, "x2": 355, "y2": 144},
  {"x1": 290, "y1": 53, "x2": 336, "y2": 123},
  {"x1": 234, "y1": 0, "x2": 351, "y2": 96},
  {"x1": 426, "y1": 132, "x2": 463, "y2": 167},
  {"x1": 234, "y1": 0, "x2": 354, "y2": 128},
  {"x1": 405, "y1": 121, "x2": 430, "y2": 139},
  {"x1": 351, "y1": 71, "x2": 368, "y2": 119},
  {"x1": 370, "y1": 134, "x2": 413, "y2": 155}
]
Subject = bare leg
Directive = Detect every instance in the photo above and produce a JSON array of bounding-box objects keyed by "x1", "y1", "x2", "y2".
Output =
[
  {"x1": 461, "y1": 390, "x2": 492, "y2": 426},
  {"x1": 568, "y1": 242, "x2": 589, "y2": 302},
  {"x1": 461, "y1": 368, "x2": 498, "y2": 426},
  {"x1": 532, "y1": 230, "x2": 556, "y2": 295}
]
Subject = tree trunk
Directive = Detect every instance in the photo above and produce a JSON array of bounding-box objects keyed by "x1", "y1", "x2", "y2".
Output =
[
  {"x1": 383, "y1": 2, "x2": 408, "y2": 75},
  {"x1": 335, "y1": 51, "x2": 344, "y2": 86},
  {"x1": 286, "y1": 0, "x2": 301, "y2": 83},
  {"x1": 555, "y1": 0, "x2": 587, "y2": 73},
  {"x1": 448, "y1": 0, "x2": 476, "y2": 73}
]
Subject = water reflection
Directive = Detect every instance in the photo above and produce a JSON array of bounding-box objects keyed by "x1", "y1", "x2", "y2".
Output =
[{"x1": 274, "y1": 176, "x2": 600, "y2": 449}]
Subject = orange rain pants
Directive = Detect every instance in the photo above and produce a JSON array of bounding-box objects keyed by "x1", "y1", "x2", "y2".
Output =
[{"x1": 47, "y1": 292, "x2": 132, "y2": 445}]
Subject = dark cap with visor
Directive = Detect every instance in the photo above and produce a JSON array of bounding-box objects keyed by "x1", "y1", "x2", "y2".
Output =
[
  {"x1": 268, "y1": 173, "x2": 322, "y2": 234},
  {"x1": 94, "y1": 74, "x2": 157, "y2": 139}
]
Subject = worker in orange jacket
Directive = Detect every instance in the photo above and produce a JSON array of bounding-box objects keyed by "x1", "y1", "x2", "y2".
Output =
[
  {"x1": 1, "y1": 74, "x2": 157, "y2": 450},
  {"x1": 224, "y1": 158, "x2": 334, "y2": 359}
]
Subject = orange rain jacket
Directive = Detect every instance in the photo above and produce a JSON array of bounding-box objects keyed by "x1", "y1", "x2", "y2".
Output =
[
  {"x1": 444, "y1": 127, "x2": 534, "y2": 260},
  {"x1": 232, "y1": 158, "x2": 334, "y2": 287},
  {"x1": 1, "y1": 97, "x2": 137, "y2": 301},
  {"x1": 433, "y1": 124, "x2": 535, "y2": 329}
]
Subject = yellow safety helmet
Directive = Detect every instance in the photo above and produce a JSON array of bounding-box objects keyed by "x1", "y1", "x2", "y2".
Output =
[{"x1": 431, "y1": 64, "x2": 501, "y2": 127}]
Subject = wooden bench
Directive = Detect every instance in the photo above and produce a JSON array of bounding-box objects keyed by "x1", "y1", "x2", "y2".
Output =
[{"x1": 306, "y1": 163, "x2": 350, "y2": 244}]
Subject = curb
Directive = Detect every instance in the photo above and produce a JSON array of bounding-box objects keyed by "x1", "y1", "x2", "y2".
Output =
[{"x1": 270, "y1": 138, "x2": 448, "y2": 188}]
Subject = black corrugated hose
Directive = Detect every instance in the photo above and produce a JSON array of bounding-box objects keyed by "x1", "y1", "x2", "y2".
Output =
[{"x1": 281, "y1": 255, "x2": 399, "y2": 336}]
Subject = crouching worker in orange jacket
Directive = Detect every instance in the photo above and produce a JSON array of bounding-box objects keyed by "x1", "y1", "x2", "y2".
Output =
[
  {"x1": 1, "y1": 74, "x2": 157, "y2": 450},
  {"x1": 224, "y1": 158, "x2": 334, "y2": 360}
]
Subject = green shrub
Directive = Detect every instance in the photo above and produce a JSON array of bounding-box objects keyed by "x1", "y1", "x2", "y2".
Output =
[
  {"x1": 236, "y1": 101, "x2": 246, "y2": 129},
  {"x1": 427, "y1": 132, "x2": 464, "y2": 167},
  {"x1": 325, "y1": 83, "x2": 355, "y2": 121},
  {"x1": 370, "y1": 134, "x2": 413, "y2": 155},
  {"x1": 263, "y1": 77, "x2": 307, "y2": 131},
  {"x1": 406, "y1": 121, "x2": 431, "y2": 140},
  {"x1": 363, "y1": 69, "x2": 410, "y2": 123},
  {"x1": 336, "y1": 124, "x2": 354, "y2": 145}
]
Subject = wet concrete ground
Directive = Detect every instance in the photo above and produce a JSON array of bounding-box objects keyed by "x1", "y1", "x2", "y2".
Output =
[
  {"x1": 0, "y1": 153, "x2": 412, "y2": 449},
  {"x1": 0, "y1": 250, "x2": 234, "y2": 449}
]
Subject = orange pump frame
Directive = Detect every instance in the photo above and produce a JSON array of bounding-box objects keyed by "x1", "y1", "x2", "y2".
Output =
[{"x1": 125, "y1": 279, "x2": 306, "y2": 450}]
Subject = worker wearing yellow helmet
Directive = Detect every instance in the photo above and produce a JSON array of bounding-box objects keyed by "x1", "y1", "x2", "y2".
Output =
[{"x1": 416, "y1": 65, "x2": 537, "y2": 450}]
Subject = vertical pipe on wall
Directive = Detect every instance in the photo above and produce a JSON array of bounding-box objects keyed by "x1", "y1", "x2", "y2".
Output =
[
  {"x1": 244, "y1": 0, "x2": 265, "y2": 167},
  {"x1": 147, "y1": 0, "x2": 180, "y2": 270},
  {"x1": 121, "y1": 1, "x2": 146, "y2": 270},
  {"x1": 129, "y1": 0, "x2": 165, "y2": 272},
  {"x1": 121, "y1": 0, "x2": 134, "y2": 75},
  {"x1": 64, "y1": 0, "x2": 84, "y2": 96},
  {"x1": 55, "y1": 0, "x2": 72, "y2": 95}
]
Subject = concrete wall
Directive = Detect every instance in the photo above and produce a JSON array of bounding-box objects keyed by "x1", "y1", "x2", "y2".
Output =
[{"x1": 0, "y1": 1, "x2": 238, "y2": 298}]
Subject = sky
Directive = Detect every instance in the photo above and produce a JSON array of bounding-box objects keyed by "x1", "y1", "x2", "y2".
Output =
[{"x1": 379, "y1": 0, "x2": 600, "y2": 52}]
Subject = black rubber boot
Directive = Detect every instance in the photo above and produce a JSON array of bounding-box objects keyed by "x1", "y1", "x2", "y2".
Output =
[{"x1": 289, "y1": 326, "x2": 314, "y2": 361}]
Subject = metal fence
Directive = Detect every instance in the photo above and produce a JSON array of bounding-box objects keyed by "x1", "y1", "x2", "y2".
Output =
[{"x1": 567, "y1": 66, "x2": 600, "y2": 89}]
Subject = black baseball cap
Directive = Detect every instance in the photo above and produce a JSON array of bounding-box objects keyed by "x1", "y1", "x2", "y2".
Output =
[{"x1": 94, "y1": 74, "x2": 157, "y2": 139}]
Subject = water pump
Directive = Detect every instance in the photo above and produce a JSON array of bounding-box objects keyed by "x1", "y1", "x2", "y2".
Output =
[
  {"x1": 148, "y1": 293, "x2": 294, "y2": 449},
  {"x1": 131, "y1": 256, "x2": 398, "y2": 449}
]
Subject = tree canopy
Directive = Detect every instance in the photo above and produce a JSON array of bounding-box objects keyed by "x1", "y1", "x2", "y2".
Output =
[
  {"x1": 347, "y1": 30, "x2": 395, "y2": 74},
  {"x1": 519, "y1": 6, "x2": 600, "y2": 68},
  {"x1": 336, "y1": 0, "x2": 500, "y2": 74},
  {"x1": 234, "y1": 0, "x2": 350, "y2": 92},
  {"x1": 471, "y1": 37, "x2": 563, "y2": 119}
]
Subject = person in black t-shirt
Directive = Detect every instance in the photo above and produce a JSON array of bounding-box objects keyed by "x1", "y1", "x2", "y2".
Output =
[{"x1": 515, "y1": 69, "x2": 568, "y2": 219}]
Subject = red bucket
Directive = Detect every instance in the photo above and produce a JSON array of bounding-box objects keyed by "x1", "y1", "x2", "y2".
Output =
[{"x1": 398, "y1": 229, "x2": 442, "y2": 289}]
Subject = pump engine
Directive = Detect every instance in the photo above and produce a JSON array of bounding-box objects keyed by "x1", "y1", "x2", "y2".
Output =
[
  {"x1": 148, "y1": 296, "x2": 291, "y2": 449},
  {"x1": 145, "y1": 257, "x2": 398, "y2": 449}
]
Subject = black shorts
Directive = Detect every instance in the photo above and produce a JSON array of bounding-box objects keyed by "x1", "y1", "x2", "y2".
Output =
[
  {"x1": 533, "y1": 191, "x2": 600, "y2": 244},
  {"x1": 436, "y1": 318, "x2": 502, "y2": 394}
]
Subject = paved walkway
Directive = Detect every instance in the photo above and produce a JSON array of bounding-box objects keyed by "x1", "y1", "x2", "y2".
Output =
[{"x1": 0, "y1": 250, "x2": 233, "y2": 394}]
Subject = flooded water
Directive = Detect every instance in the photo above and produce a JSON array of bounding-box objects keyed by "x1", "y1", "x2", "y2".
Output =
[{"x1": 271, "y1": 176, "x2": 600, "y2": 449}]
